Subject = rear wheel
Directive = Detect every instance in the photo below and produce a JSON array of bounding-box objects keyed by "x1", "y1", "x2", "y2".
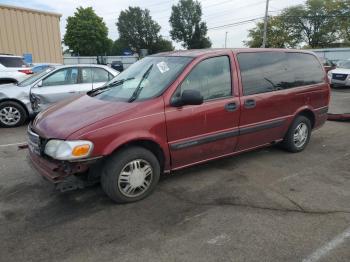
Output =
[
  {"x1": 282, "y1": 116, "x2": 311, "y2": 153},
  {"x1": 0, "y1": 101, "x2": 27, "y2": 127},
  {"x1": 101, "y1": 146, "x2": 160, "y2": 203}
]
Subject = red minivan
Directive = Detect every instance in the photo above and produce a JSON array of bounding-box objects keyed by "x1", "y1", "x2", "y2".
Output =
[{"x1": 28, "y1": 49, "x2": 330, "y2": 203}]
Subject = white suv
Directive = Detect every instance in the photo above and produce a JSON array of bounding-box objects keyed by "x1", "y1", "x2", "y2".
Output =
[{"x1": 0, "y1": 54, "x2": 32, "y2": 85}]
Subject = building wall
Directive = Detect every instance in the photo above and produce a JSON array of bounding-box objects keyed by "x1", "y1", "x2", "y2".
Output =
[{"x1": 0, "y1": 4, "x2": 62, "y2": 63}]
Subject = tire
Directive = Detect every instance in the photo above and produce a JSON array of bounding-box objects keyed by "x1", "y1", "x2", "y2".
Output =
[
  {"x1": 101, "y1": 146, "x2": 160, "y2": 203},
  {"x1": 282, "y1": 115, "x2": 312, "y2": 153},
  {"x1": 0, "y1": 101, "x2": 28, "y2": 128}
]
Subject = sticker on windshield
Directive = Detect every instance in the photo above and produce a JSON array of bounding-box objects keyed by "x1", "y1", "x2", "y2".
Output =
[{"x1": 157, "y1": 61, "x2": 170, "y2": 74}]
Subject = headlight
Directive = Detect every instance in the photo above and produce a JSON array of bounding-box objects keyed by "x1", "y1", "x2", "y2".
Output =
[
  {"x1": 44, "y1": 140, "x2": 93, "y2": 160},
  {"x1": 327, "y1": 71, "x2": 332, "y2": 77}
]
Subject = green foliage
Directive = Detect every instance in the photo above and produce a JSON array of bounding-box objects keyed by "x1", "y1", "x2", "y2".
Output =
[
  {"x1": 151, "y1": 38, "x2": 174, "y2": 53},
  {"x1": 244, "y1": 16, "x2": 301, "y2": 48},
  {"x1": 117, "y1": 7, "x2": 173, "y2": 54},
  {"x1": 169, "y1": 0, "x2": 211, "y2": 49},
  {"x1": 63, "y1": 7, "x2": 111, "y2": 56},
  {"x1": 337, "y1": 0, "x2": 350, "y2": 43},
  {"x1": 245, "y1": 0, "x2": 350, "y2": 48},
  {"x1": 110, "y1": 39, "x2": 127, "y2": 55}
]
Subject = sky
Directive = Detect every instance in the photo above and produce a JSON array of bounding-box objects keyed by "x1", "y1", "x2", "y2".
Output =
[{"x1": 1, "y1": 0, "x2": 306, "y2": 49}]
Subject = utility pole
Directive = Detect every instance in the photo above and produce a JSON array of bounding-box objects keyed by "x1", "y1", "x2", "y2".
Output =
[
  {"x1": 224, "y1": 32, "x2": 228, "y2": 48},
  {"x1": 262, "y1": 0, "x2": 269, "y2": 48}
]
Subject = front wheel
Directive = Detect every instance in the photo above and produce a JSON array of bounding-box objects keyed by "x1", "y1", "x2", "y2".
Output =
[
  {"x1": 282, "y1": 116, "x2": 312, "y2": 153},
  {"x1": 101, "y1": 147, "x2": 160, "y2": 203},
  {"x1": 0, "y1": 101, "x2": 28, "y2": 127}
]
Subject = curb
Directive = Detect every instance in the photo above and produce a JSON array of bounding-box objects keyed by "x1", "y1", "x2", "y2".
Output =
[{"x1": 327, "y1": 113, "x2": 350, "y2": 121}]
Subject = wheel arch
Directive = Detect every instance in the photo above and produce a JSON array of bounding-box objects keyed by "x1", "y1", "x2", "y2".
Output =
[
  {"x1": 0, "y1": 98, "x2": 29, "y2": 118},
  {"x1": 0, "y1": 78, "x2": 18, "y2": 85},
  {"x1": 295, "y1": 109, "x2": 316, "y2": 128},
  {"x1": 108, "y1": 139, "x2": 167, "y2": 173}
]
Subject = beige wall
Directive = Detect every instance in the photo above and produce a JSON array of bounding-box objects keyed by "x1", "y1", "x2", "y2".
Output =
[{"x1": 0, "y1": 4, "x2": 62, "y2": 63}]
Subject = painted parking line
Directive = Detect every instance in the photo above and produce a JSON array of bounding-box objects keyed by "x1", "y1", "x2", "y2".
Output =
[
  {"x1": 0, "y1": 142, "x2": 27, "y2": 147},
  {"x1": 302, "y1": 226, "x2": 350, "y2": 262}
]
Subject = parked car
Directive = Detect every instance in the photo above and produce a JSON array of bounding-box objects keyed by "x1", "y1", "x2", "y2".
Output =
[
  {"x1": 111, "y1": 61, "x2": 124, "y2": 72},
  {"x1": 0, "y1": 64, "x2": 118, "y2": 127},
  {"x1": 327, "y1": 60, "x2": 350, "y2": 87},
  {"x1": 31, "y1": 63, "x2": 61, "y2": 73},
  {"x1": 28, "y1": 49, "x2": 330, "y2": 203},
  {"x1": 0, "y1": 54, "x2": 33, "y2": 84}
]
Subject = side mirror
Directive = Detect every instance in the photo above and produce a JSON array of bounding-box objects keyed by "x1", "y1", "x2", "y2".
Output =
[
  {"x1": 171, "y1": 89, "x2": 203, "y2": 107},
  {"x1": 36, "y1": 80, "x2": 43, "y2": 87}
]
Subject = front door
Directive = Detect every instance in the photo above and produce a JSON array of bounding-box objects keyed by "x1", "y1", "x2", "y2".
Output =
[
  {"x1": 30, "y1": 67, "x2": 82, "y2": 111},
  {"x1": 165, "y1": 55, "x2": 240, "y2": 169}
]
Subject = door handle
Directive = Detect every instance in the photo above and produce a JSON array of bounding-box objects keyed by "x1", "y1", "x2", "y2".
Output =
[
  {"x1": 244, "y1": 99, "x2": 256, "y2": 109},
  {"x1": 225, "y1": 102, "x2": 237, "y2": 112},
  {"x1": 68, "y1": 91, "x2": 76, "y2": 94}
]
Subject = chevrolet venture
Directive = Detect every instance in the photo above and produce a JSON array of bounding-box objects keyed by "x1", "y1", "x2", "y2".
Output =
[{"x1": 28, "y1": 49, "x2": 330, "y2": 203}]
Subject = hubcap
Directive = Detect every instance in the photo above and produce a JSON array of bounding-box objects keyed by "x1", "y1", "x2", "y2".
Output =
[
  {"x1": 118, "y1": 159, "x2": 153, "y2": 198},
  {"x1": 0, "y1": 106, "x2": 21, "y2": 126},
  {"x1": 293, "y1": 123, "x2": 308, "y2": 148}
]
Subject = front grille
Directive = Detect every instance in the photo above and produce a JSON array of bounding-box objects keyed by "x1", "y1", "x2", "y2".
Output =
[
  {"x1": 332, "y1": 73, "x2": 347, "y2": 81},
  {"x1": 27, "y1": 126, "x2": 41, "y2": 155}
]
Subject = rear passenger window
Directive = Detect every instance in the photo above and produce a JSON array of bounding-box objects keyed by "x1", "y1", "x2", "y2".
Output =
[
  {"x1": 92, "y1": 68, "x2": 110, "y2": 83},
  {"x1": 286, "y1": 53, "x2": 324, "y2": 86},
  {"x1": 179, "y1": 56, "x2": 232, "y2": 100},
  {"x1": 237, "y1": 52, "x2": 287, "y2": 95},
  {"x1": 237, "y1": 52, "x2": 324, "y2": 96}
]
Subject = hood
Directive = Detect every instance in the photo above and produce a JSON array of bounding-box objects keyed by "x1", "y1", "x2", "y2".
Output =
[
  {"x1": 0, "y1": 83, "x2": 17, "y2": 90},
  {"x1": 329, "y1": 68, "x2": 350, "y2": 74},
  {"x1": 33, "y1": 95, "x2": 140, "y2": 139},
  {"x1": 0, "y1": 83, "x2": 29, "y2": 101}
]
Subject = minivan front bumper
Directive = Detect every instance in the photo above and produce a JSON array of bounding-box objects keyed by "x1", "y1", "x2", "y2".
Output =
[{"x1": 28, "y1": 149, "x2": 93, "y2": 183}]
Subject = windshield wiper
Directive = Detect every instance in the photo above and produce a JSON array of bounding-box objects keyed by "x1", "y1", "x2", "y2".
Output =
[
  {"x1": 88, "y1": 77, "x2": 135, "y2": 96},
  {"x1": 128, "y1": 64, "x2": 153, "y2": 102}
]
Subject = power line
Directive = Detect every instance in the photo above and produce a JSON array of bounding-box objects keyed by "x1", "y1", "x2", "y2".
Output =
[{"x1": 208, "y1": 17, "x2": 264, "y2": 30}]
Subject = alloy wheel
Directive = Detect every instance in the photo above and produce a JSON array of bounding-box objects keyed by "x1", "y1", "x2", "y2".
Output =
[
  {"x1": 0, "y1": 106, "x2": 21, "y2": 126},
  {"x1": 117, "y1": 159, "x2": 153, "y2": 198},
  {"x1": 293, "y1": 122, "x2": 308, "y2": 148}
]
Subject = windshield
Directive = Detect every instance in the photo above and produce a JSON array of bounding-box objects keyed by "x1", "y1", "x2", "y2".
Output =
[
  {"x1": 339, "y1": 61, "x2": 350, "y2": 69},
  {"x1": 0, "y1": 57, "x2": 27, "y2": 67},
  {"x1": 17, "y1": 67, "x2": 55, "y2": 87},
  {"x1": 91, "y1": 56, "x2": 192, "y2": 102}
]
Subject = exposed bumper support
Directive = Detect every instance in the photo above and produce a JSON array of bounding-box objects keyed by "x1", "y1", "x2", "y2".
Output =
[{"x1": 28, "y1": 150, "x2": 100, "y2": 183}]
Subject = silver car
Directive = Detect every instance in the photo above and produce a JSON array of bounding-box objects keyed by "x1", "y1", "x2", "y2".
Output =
[
  {"x1": 327, "y1": 61, "x2": 350, "y2": 88},
  {"x1": 0, "y1": 64, "x2": 118, "y2": 127}
]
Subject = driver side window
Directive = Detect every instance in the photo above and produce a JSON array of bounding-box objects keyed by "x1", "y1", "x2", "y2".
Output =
[
  {"x1": 42, "y1": 68, "x2": 78, "y2": 87},
  {"x1": 178, "y1": 56, "x2": 232, "y2": 101}
]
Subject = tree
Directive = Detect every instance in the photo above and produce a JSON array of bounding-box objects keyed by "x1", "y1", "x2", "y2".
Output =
[
  {"x1": 244, "y1": 16, "x2": 301, "y2": 48},
  {"x1": 110, "y1": 39, "x2": 127, "y2": 55},
  {"x1": 169, "y1": 0, "x2": 211, "y2": 49},
  {"x1": 281, "y1": 1, "x2": 339, "y2": 48},
  {"x1": 337, "y1": 0, "x2": 350, "y2": 43},
  {"x1": 151, "y1": 38, "x2": 174, "y2": 53},
  {"x1": 244, "y1": 0, "x2": 348, "y2": 48},
  {"x1": 64, "y1": 7, "x2": 110, "y2": 56},
  {"x1": 117, "y1": 7, "x2": 172, "y2": 54}
]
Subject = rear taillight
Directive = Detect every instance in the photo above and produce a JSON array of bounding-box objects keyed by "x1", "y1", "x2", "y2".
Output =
[{"x1": 18, "y1": 69, "x2": 33, "y2": 74}]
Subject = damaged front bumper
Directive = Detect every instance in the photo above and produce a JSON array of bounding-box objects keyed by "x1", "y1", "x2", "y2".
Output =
[{"x1": 28, "y1": 149, "x2": 102, "y2": 191}]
